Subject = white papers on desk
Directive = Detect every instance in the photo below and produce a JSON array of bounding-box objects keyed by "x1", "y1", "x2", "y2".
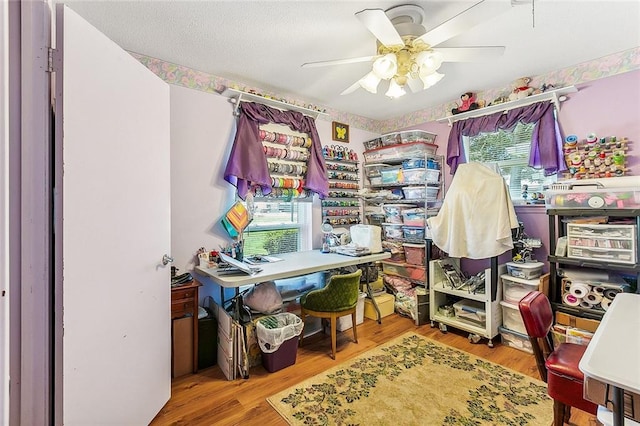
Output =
[
  {"x1": 243, "y1": 255, "x2": 283, "y2": 265},
  {"x1": 334, "y1": 244, "x2": 371, "y2": 257}
]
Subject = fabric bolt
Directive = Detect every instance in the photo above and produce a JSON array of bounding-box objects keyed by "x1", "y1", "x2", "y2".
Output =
[
  {"x1": 224, "y1": 102, "x2": 328, "y2": 199},
  {"x1": 426, "y1": 163, "x2": 518, "y2": 259},
  {"x1": 446, "y1": 101, "x2": 566, "y2": 175}
]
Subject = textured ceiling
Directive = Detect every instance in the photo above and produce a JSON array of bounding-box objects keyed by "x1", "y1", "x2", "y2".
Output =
[{"x1": 61, "y1": 0, "x2": 640, "y2": 121}]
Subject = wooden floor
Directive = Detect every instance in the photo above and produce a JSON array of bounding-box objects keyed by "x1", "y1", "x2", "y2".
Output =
[{"x1": 150, "y1": 314, "x2": 597, "y2": 426}]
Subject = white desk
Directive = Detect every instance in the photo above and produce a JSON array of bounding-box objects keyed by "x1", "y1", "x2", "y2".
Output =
[
  {"x1": 195, "y1": 250, "x2": 391, "y2": 320},
  {"x1": 580, "y1": 293, "x2": 640, "y2": 426}
]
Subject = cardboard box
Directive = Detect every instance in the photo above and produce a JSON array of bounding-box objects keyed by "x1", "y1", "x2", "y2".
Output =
[
  {"x1": 172, "y1": 317, "x2": 193, "y2": 378},
  {"x1": 584, "y1": 376, "x2": 640, "y2": 422},
  {"x1": 364, "y1": 293, "x2": 395, "y2": 320},
  {"x1": 555, "y1": 311, "x2": 600, "y2": 333}
]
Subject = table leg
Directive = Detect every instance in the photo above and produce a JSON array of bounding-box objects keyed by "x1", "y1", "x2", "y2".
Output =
[
  {"x1": 363, "y1": 263, "x2": 382, "y2": 324},
  {"x1": 612, "y1": 386, "x2": 624, "y2": 426}
]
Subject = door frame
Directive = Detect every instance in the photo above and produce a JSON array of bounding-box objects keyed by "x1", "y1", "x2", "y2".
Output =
[{"x1": 8, "y1": 0, "x2": 54, "y2": 424}]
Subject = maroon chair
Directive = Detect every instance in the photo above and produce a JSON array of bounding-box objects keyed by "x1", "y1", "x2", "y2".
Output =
[{"x1": 518, "y1": 291, "x2": 597, "y2": 425}]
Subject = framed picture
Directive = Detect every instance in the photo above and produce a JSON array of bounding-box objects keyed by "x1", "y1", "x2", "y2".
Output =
[{"x1": 332, "y1": 121, "x2": 349, "y2": 143}]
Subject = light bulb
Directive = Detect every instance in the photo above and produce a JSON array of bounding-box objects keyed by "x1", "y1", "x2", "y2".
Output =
[
  {"x1": 385, "y1": 79, "x2": 406, "y2": 99},
  {"x1": 417, "y1": 51, "x2": 444, "y2": 75},
  {"x1": 420, "y1": 71, "x2": 445, "y2": 90},
  {"x1": 358, "y1": 71, "x2": 381, "y2": 93},
  {"x1": 372, "y1": 53, "x2": 398, "y2": 79}
]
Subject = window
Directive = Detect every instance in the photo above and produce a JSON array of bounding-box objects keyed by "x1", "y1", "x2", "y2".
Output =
[
  {"x1": 242, "y1": 199, "x2": 312, "y2": 256},
  {"x1": 463, "y1": 122, "x2": 557, "y2": 204}
]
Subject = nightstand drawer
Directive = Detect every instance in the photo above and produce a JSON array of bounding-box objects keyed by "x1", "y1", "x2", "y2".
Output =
[
  {"x1": 171, "y1": 286, "x2": 196, "y2": 301},
  {"x1": 171, "y1": 300, "x2": 195, "y2": 319}
]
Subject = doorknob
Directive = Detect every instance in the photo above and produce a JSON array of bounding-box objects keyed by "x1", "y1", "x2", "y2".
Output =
[{"x1": 162, "y1": 254, "x2": 174, "y2": 265}]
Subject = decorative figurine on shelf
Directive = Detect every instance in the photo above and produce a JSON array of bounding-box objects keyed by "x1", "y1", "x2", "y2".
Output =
[
  {"x1": 508, "y1": 77, "x2": 535, "y2": 101},
  {"x1": 451, "y1": 92, "x2": 480, "y2": 115}
]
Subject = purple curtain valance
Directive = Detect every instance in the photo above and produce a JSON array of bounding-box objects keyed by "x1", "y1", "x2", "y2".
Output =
[
  {"x1": 224, "y1": 102, "x2": 329, "y2": 200},
  {"x1": 446, "y1": 101, "x2": 566, "y2": 176}
]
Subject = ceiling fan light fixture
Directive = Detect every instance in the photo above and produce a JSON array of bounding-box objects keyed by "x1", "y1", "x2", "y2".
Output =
[
  {"x1": 385, "y1": 78, "x2": 406, "y2": 99},
  {"x1": 372, "y1": 53, "x2": 398, "y2": 79},
  {"x1": 416, "y1": 50, "x2": 444, "y2": 75},
  {"x1": 359, "y1": 71, "x2": 382, "y2": 93},
  {"x1": 420, "y1": 71, "x2": 445, "y2": 90}
]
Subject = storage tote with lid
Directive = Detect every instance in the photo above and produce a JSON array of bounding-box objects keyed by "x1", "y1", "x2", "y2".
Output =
[{"x1": 506, "y1": 261, "x2": 543, "y2": 280}]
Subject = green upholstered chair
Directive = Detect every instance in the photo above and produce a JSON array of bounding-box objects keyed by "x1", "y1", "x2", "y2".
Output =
[{"x1": 299, "y1": 269, "x2": 362, "y2": 360}]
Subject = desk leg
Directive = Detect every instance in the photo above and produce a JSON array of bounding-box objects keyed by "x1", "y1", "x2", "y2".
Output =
[
  {"x1": 612, "y1": 386, "x2": 624, "y2": 426},
  {"x1": 363, "y1": 263, "x2": 382, "y2": 324}
]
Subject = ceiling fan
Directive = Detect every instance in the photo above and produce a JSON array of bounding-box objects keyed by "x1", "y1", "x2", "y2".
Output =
[{"x1": 302, "y1": 1, "x2": 512, "y2": 98}]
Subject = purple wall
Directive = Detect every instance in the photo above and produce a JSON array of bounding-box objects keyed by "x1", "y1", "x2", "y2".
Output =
[{"x1": 410, "y1": 70, "x2": 640, "y2": 275}]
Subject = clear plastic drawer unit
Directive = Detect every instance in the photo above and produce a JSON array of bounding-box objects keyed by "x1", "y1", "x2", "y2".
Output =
[{"x1": 566, "y1": 223, "x2": 637, "y2": 264}]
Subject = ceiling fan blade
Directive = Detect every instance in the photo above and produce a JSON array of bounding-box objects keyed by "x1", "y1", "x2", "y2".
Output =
[
  {"x1": 416, "y1": 0, "x2": 512, "y2": 48},
  {"x1": 406, "y1": 77, "x2": 424, "y2": 93},
  {"x1": 355, "y1": 9, "x2": 404, "y2": 48},
  {"x1": 302, "y1": 55, "x2": 376, "y2": 68},
  {"x1": 437, "y1": 46, "x2": 506, "y2": 62},
  {"x1": 340, "y1": 80, "x2": 363, "y2": 96}
]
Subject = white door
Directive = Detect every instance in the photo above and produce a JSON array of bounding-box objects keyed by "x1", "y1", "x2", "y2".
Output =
[{"x1": 53, "y1": 5, "x2": 171, "y2": 424}]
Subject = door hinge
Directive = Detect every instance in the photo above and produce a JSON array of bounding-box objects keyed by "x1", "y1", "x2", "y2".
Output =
[{"x1": 47, "y1": 47, "x2": 60, "y2": 73}]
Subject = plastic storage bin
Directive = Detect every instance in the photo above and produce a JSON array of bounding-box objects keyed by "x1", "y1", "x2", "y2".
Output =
[
  {"x1": 453, "y1": 299, "x2": 486, "y2": 327},
  {"x1": 499, "y1": 301, "x2": 526, "y2": 334},
  {"x1": 402, "y1": 158, "x2": 425, "y2": 169},
  {"x1": 402, "y1": 208, "x2": 425, "y2": 227},
  {"x1": 382, "y1": 223, "x2": 404, "y2": 239},
  {"x1": 381, "y1": 167, "x2": 402, "y2": 184},
  {"x1": 402, "y1": 186, "x2": 425, "y2": 200},
  {"x1": 403, "y1": 243, "x2": 426, "y2": 266},
  {"x1": 261, "y1": 335, "x2": 299, "y2": 373},
  {"x1": 545, "y1": 187, "x2": 640, "y2": 209},
  {"x1": 402, "y1": 226, "x2": 425, "y2": 241},
  {"x1": 501, "y1": 274, "x2": 540, "y2": 304},
  {"x1": 383, "y1": 204, "x2": 415, "y2": 224},
  {"x1": 363, "y1": 142, "x2": 437, "y2": 163},
  {"x1": 382, "y1": 262, "x2": 426, "y2": 282},
  {"x1": 506, "y1": 261, "x2": 543, "y2": 279},
  {"x1": 403, "y1": 168, "x2": 426, "y2": 184},
  {"x1": 498, "y1": 326, "x2": 533, "y2": 354}
]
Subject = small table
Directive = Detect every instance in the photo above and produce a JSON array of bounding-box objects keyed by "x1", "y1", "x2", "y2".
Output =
[
  {"x1": 579, "y1": 293, "x2": 640, "y2": 426},
  {"x1": 171, "y1": 280, "x2": 201, "y2": 374},
  {"x1": 195, "y1": 250, "x2": 391, "y2": 322}
]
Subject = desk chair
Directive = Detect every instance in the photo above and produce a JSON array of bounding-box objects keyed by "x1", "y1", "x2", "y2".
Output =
[
  {"x1": 299, "y1": 269, "x2": 362, "y2": 359},
  {"x1": 518, "y1": 291, "x2": 597, "y2": 425}
]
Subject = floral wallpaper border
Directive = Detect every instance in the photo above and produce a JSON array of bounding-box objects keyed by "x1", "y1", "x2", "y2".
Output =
[{"x1": 131, "y1": 47, "x2": 639, "y2": 134}]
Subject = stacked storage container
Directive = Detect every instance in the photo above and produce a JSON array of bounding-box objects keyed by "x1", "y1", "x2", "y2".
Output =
[{"x1": 498, "y1": 261, "x2": 544, "y2": 354}]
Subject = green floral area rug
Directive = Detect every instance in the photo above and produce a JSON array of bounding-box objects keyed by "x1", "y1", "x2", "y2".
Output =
[{"x1": 267, "y1": 332, "x2": 552, "y2": 425}]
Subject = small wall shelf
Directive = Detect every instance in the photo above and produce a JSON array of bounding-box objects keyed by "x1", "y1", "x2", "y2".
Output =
[
  {"x1": 221, "y1": 88, "x2": 329, "y2": 119},
  {"x1": 437, "y1": 86, "x2": 578, "y2": 125}
]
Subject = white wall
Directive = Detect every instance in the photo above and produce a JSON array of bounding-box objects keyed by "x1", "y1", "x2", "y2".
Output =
[{"x1": 168, "y1": 85, "x2": 379, "y2": 304}]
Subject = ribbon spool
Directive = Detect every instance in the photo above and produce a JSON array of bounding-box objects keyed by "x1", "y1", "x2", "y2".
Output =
[
  {"x1": 563, "y1": 293, "x2": 581, "y2": 307},
  {"x1": 601, "y1": 298, "x2": 612, "y2": 311},
  {"x1": 565, "y1": 134, "x2": 578, "y2": 146},
  {"x1": 592, "y1": 286, "x2": 605, "y2": 295},
  {"x1": 585, "y1": 291, "x2": 603, "y2": 305},
  {"x1": 569, "y1": 282, "x2": 590, "y2": 299},
  {"x1": 580, "y1": 300, "x2": 595, "y2": 309},
  {"x1": 604, "y1": 288, "x2": 621, "y2": 300}
]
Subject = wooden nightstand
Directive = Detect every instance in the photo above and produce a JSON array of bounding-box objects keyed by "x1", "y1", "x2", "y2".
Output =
[{"x1": 171, "y1": 280, "x2": 201, "y2": 374}]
